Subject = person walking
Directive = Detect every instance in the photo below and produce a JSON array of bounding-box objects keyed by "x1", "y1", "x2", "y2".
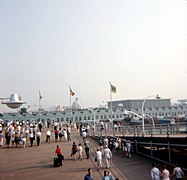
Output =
[
  {"x1": 36, "y1": 130, "x2": 41, "y2": 146},
  {"x1": 103, "y1": 145, "x2": 112, "y2": 169},
  {"x1": 54, "y1": 128, "x2": 59, "y2": 142},
  {"x1": 84, "y1": 138, "x2": 90, "y2": 159},
  {"x1": 95, "y1": 147, "x2": 102, "y2": 171},
  {"x1": 5, "y1": 131, "x2": 11, "y2": 148},
  {"x1": 29, "y1": 131, "x2": 34, "y2": 147},
  {"x1": 84, "y1": 168, "x2": 94, "y2": 180},
  {"x1": 46, "y1": 129, "x2": 51, "y2": 143},
  {"x1": 161, "y1": 165, "x2": 170, "y2": 180},
  {"x1": 67, "y1": 126, "x2": 71, "y2": 141},
  {"x1": 58, "y1": 128, "x2": 63, "y2": 142},
  {"x1": 102, "y1": 170, "x2": 114, "y2": 180},
  {"x1": 0, "y1": 131, "x2": 4, "y2": 147},
  {"x1": 171, "y1": 163, "x2": 184, "y2": 180},
  {"x1": 82, "y1": 130, "x2": 87, "y2": 141},
  {"x1": 71, "y1": 142, "x2": 78, "y2": 160},
  {"x1": 151, "y1": 163, "x2": 161, "y2": 180},
  {"x1": 55, "y1": 145, "x2": 63, "y2": 166},
  {"x1": 63, "y1": 129, "x2": 67, "y2": 142},
  {"x1": 78, "y1": 143, "x2": 83, "y2": 160},
  {"x1": 126, "y1": 140, "x2": 131, "y2": 157}
]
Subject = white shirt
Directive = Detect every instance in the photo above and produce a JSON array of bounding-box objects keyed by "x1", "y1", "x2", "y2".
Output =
[
  {"x1": 46, "y1": 130, "x2": 51, "y2": 136},
  {"x1": 172, "y1": 167, "x2": 184, "y2": 179},
  {"x1": 104, "y1": 138, "x2": 108, "y2": 145},
  {"x1": 151, "y1": 167, "x2": 161, "y2": 180},
  {"x1": 82, "y1": 131, "x2": 87, "y2": 138},
  {"x1": 96, "y1": 151, "x2": 102, "y2": 161},
  {"x1": 36, "y1": 131, "x2": 41, "y2": 137},
  {"x1": 103, "y1": 148, "x2": 112, "y2": 159}
]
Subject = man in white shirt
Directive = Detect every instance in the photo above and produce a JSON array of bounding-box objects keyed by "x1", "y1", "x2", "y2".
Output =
[
  {"x1": 103, "y1": 145, "x2": 112, "y2": 169},
  {"x1": 151, "y1": 163, "x2": 161, "y2": 180},
  {"x1": 67, "y1": 126, "x2": 71, "y2": 141},
  {"x1": 36, "y1": 131, "x2": 41, "y2": 146},
  {"x1": 46, "y1": 129, "x2": 51, "y2": 143},
  {"x1": 82, "y1": 131, "x2": 87, "y2": 141},
  {"x1": 103, "y1": 137, "x2": 108, "y2": 146},
  {"x1": 172, "y1": 163, "x2": 184, "y2": 180}
]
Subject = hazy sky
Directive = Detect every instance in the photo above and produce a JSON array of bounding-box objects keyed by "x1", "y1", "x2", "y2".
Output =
[{"x1": 0, "y1": 0, "x2": 187, "y2": 111}]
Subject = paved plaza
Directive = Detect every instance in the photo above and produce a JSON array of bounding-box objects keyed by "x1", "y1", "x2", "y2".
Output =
[{"x1": 0, "y1": 128, "x2": 183, "y2": 180}]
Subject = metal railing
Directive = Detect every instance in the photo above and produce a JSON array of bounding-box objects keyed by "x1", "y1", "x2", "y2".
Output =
[
  {"x1": 93, "y1": 122, "x2": 187, "y2": 137},
  {"x1": 91, "y1": 122, "x2": 187, "y2": 171}
]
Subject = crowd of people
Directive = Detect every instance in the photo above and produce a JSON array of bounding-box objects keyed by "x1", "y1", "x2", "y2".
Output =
[
  {"x1": 151, "y1": 163, "x2": 184, "y2": 180},
  {"x1": 0, "y1": 120, "x2": 186, "y2": 180},
  {"x1": 0, "y1": 120, "x2": 43, "y2": 148},
  {"x1": 0, "y1": 119, "x2": 74, "y2": 148}
]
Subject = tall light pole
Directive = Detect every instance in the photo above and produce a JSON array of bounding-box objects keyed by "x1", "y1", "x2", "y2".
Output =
[
  {"x1": 141, "y1": 94, "x2": 160, "y2": 136},
  {"x1": 87, "y1": 107, "x2": 103, "y2": 132},
  {"x1": 124, "y1": 109, "x2": 143, "y2": 119},
  {"x1": 124, "y1": 109, "x2": 155, "y2": 135}
]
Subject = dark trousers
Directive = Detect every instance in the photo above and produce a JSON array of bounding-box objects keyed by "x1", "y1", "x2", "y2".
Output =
[
  {"x1": 46, "y1": 135, "x2": 50, "y2": 143},
  {"x1": 37, "y1": 136, "x2": 40, "y2": 146},
  {"x1": 85, "y1": 147, "x2": 90, "y2": 159},
  {"x1": 57, "y1": 154, "x2": 63, "y2": 166},
  {"x1": 30, "y1": 137, "x2": 34, "y2": 147},
  {"x1": 67, "y1": 132, "x2": 71, "y2": 141}
]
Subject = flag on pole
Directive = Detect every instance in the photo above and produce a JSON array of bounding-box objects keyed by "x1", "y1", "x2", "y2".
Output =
[
  {"x1": 110, "y1": 82, "x2": 117, "y2": 93},
  {"x1": 39, "y1": 91, "x2": 42, "y2": 100},
  {"x1": 69, "y1": 87, "x2": 75, "y2": 96}
]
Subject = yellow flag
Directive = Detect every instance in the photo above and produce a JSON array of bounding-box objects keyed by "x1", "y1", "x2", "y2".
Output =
[{"x1": 110, "y1": 83, "x2": 117, "y2": 93}]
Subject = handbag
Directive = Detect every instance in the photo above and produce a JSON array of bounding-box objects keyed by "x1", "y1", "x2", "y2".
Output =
[
  {"x1": 95, "y1": 156, "x2": 97, "y2": 162},
  {"x1": 60, "y1": 154, "x2": 64, "y2": 160}
]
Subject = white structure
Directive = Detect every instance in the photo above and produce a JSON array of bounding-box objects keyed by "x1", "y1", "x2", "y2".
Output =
[
  {"x1": 1, "y1": 98, "x2": 187, "y2": 124},
  {"x1": 72, "y1": 98, "x2": 82, "y2": 111},
  {"x1": 1, "y1": 93, "x2": 26, "y2": 109}
]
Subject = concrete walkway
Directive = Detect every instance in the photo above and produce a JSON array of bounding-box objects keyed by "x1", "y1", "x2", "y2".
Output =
[{"x1": 0, "y1": 128, "x2": 185, "y2": 180}]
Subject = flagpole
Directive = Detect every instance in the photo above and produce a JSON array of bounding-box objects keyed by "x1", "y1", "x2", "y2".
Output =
[
  {"x1": 38, "y1": 90, "x2": 41, "y2": 119},
  {"x1": 109, "y1": 82, "x2": 113, "y2": 127},
  {"x1": 69, "y1": 86, "x2": 72, "y2": 124}
]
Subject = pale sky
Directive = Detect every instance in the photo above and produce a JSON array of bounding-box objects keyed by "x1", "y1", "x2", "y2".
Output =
[{"x1": 0, "y1": 0, "x2": 187, "y2": 111}]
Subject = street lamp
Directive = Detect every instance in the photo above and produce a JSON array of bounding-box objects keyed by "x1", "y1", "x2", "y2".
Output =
[
  {"x1": 124, "y1": 109, "x2": 143, "y2": 119},
  {"x1": 124, "y1": 109, "x2": 155, "y2": 135},
  {"x1": 141, "y1": 94, "x2": 160, "y2": 136},
  {"x1": 86, "y1": 107, "x2": 103, "y2": 132}
]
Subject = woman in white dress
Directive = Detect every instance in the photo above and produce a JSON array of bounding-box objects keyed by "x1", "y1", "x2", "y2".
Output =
[{"x1": 96, "y1": 147, "x2": 102, "y2": 171}]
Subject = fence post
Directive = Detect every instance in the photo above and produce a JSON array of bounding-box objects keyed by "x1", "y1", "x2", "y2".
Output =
[
  {"x1": 150, "y1": 141, "x2": 153, "y2": 160},
  {"x1": 168, "y1": 141, "x2": 172, "y2": 166},
  {"x1": 167, "y1": 125, "x2": 170, "y2": 137},
  {"x1": 134, "y1": 139, "x2": 137, "y2": 154}
]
